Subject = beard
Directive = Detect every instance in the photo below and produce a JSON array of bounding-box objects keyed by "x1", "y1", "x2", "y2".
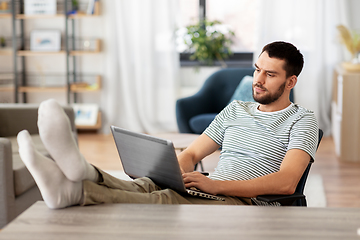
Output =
[{"x1": 252, "y1": 82, "x2": 286, "y2": 105}]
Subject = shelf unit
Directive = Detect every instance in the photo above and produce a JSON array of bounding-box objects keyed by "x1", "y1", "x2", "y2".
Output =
[
  {"x1": 0, "y1": 0, "x2": 102, "y2": 129},
  {"x1": 0, "y1": 11, "x2": 13, "y2": 99},
  {"x1": 0, "y1": 49, "x2": 12, "y2": 55},
  {"x1": 0, "y1": 13, "x2": 11, "y2": 18}
]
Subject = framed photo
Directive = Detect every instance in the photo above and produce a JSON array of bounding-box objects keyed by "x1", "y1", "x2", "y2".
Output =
[
  {"x1": 24, "y1": 0, "x2": 57, "y2": 15},
  {"x1": 30, "y1": 30, "x2": 61, "y2": 52},
  {"x1": 72, "y1": 104, "x2": 99, "y2": 126}
]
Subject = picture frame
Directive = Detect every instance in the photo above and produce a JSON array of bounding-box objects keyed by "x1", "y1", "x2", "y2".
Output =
[
  {"x1": 30, "y1": 30, "x2": 61, "y2": 52},
  {"x1": 24, "y1": 0, "x2": 57, "y2": 15},
  {"x1": 72, "y1": 104, "x2": 99, "y2": 126}
]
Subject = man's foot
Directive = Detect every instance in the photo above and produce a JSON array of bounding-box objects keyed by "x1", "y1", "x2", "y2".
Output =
[
  {"x1": 37, "y1": 99, "x2": 98, "y2": 182},
  {"x1": 17, "y1": 130, "x2": 82, "y2": 209}
]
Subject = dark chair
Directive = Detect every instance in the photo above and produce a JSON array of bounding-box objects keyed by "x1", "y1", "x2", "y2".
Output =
[
  {"x1": 176, "y1": 68, "x2": 294, "y2": 135},
  {"x1": 256, "y1": 129, "x2": 324, "y2": 206}
]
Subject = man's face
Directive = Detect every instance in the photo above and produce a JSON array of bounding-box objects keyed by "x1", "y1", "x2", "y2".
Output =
[{"x1": 252, "y1": 51, "x2": 288, "y2": 105}]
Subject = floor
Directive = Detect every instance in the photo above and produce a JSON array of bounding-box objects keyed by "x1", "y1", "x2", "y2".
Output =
[{"x1": 78, "y1": 133, "x2": 360, "y2": 208}]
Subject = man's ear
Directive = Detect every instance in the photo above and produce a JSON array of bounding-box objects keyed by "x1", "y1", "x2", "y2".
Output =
[{"x1": 286, "y1": 76, "x2": 297, "y2": 90}]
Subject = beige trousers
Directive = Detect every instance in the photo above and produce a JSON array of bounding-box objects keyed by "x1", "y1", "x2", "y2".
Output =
[{"x1": 81, "y1": 168, "x2": 252, "y2": 206}]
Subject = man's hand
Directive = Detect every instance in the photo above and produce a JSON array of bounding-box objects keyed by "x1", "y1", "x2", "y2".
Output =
[{"x1": 182, "y1": 172, "x2": 219, "y2": 195}]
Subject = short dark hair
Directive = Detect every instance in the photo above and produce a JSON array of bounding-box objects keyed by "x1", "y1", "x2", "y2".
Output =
[{"x1": 261, "y1": 41, "x2": 304, "y2": 78}]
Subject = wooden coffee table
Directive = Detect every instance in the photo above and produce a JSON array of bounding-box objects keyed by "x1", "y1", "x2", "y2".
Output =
[{"x1": 1, "y1": 201, "x2": 360, "y2": 239}]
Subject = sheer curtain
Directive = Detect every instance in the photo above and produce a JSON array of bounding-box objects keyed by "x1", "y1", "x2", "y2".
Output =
[
  {"x1": 101, "y1": 0, "x2": 180, "y2": 134},
  {"x1": 254, "y1": 0, "x2": 349, "y2": 136}
]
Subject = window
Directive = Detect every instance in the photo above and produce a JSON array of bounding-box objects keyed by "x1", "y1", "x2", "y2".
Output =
[{"x1": 177, "y1": 0, "x2": 257, "y2": 67}]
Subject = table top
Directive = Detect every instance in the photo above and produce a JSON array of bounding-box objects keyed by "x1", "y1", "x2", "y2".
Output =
[
  {"x1": 154, "y1": 133, "x2": 199, "y2": 150},
  {"x1": 1, "y1": 201, "x2": 360, "y2": 240}
]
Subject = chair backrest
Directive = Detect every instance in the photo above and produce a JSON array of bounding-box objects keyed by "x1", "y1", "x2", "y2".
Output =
[
  {"x1": 197, "y1": 68, "x2": 295, "y2": 111},
  {"x1": 197, "y1": 68, "x2": 255, "y2": 113},
  {"x1": 294, "y1": 128, "x2": 323, "y2": 206}
]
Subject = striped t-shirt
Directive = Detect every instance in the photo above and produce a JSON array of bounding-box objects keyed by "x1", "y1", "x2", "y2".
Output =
[{"x1": 204, "y1": 100, "x2": 318, "y2": 183}]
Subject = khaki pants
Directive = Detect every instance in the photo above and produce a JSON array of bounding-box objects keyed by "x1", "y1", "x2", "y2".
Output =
[{"x1": 81, "y1": 168, "x2": 252, "y2": 206}]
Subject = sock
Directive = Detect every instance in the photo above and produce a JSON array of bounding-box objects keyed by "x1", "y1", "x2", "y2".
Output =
[
  {"x1": 37, "y1": 99, "x2": 98, "y2": 182},
  {"x1": 17, "y1": 130, "x2": 82, "y2": 209}
]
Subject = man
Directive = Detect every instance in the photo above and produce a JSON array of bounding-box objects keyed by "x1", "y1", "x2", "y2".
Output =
[{"x1": 17, "y1": 41, "x2": 318, "y2": 208}]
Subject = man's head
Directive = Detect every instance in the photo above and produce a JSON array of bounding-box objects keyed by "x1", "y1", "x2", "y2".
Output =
[
  {"x1": 253, "y1": 41, "x2": 304, "y2": 109},
  {"x1": 261, "y1": 41, "x2": 304, "y2": 78}
]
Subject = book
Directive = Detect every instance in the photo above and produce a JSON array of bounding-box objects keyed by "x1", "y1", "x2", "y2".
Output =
[{"x1": 86, "y1": 0, "x2": 95, "y2": 15}]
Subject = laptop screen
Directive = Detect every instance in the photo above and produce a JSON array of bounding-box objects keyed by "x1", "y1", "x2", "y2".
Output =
[{"x1": 111, "y1": 126, "x2": 187, "y2": 193}]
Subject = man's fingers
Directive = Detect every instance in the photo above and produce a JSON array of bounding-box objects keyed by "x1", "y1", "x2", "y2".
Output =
[
  {"x1": 182, "y1": 172, "x2": 203, "y2": 183},
  {"x1": 183, "y1": 172, "x2": 217, "y2": 195},
  {"x1": 185, "y1": 182, "x2": 197, "y2": 188},
  {"x1": 182, "y1": 174, "x2": 195, "y2": 183}
]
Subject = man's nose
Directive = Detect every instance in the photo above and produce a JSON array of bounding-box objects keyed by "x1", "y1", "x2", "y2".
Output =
[{"x1": 254, "y1": 71, "x2": 265, "y2": 84}]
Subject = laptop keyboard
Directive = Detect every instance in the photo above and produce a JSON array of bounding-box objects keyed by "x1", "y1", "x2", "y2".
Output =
[{"x1": 187, "y1": 187, "x2": 225, "y2": 201}]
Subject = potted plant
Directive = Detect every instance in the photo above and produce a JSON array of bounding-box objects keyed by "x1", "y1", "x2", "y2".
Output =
[
  {"x1": 337, "y1": 25, "x2": 360, "y2": 71},
  {"x1": 72, "y1": 0, "x2": 79, "y2": 11},
  {"x1": 182, "y1": 19, "x2": 235, "y2": 68}
]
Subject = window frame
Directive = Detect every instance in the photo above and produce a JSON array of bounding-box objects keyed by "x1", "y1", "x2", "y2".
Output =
[
  {"x1": 179, "y1": 0, "x2": 254, "y2": 67},
  {"x1": 180, "y1": 52, "x2": 253, "y2": 67}
]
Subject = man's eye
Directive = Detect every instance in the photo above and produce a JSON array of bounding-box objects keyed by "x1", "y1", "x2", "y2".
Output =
[{"x1": 267, "y1": 73, "x2": 273, "y2": 77}]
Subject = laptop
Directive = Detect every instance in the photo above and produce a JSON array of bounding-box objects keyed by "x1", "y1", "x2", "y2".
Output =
[{"x1": 110, "y1": 126, "x2": 225, "y2": 201}]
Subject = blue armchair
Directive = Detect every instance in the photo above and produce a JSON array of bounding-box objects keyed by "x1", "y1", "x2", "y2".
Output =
[
  {"x1": 176, "y1": 68, "x2": 294, "y2": 134},
  {"x1": 176, "y1": 68, "x2": 254, "y2": 134}
]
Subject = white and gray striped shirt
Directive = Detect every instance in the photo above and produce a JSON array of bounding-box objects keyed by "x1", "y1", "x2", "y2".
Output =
[{"x1": 205, "y1": 100, "x2": 318, "y2": 183}]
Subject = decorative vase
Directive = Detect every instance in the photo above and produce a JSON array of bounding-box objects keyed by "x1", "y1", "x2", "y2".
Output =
[{"x1": 342, "y1": 52, "x2": 360, "y2": 71}]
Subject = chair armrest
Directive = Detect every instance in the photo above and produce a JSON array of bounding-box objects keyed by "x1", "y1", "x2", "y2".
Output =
[
  {"x1": 176, "y1": 93, "x2": 218, "y2": 133},
  {"x1": 0, "y1": 138, "x2": 15, "y2": 227},
  {"x1": 256, "y1": 192, "x2": 306, "y2": 206}
]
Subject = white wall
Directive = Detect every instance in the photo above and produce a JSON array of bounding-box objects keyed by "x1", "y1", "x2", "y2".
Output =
[{"x1": 348, "y1": 0, "x2": 360, "y2": 30}]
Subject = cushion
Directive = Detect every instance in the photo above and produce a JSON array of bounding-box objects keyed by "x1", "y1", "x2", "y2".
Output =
[
  {"x1": 9, "y1": 135, "x2": 49, "y2": 156},
  {"x1": 189, "y1": 113, "x2": 217, "y2": 134},
  {"x1": 228, "y1": 75, "x2": 255, "y2": 103},
  {"x1": 9, "y1": 135, "x2": 49, "y2": 197},
  {"x1": 12, "y1": 153, "x2": 37, "y2": 197}
]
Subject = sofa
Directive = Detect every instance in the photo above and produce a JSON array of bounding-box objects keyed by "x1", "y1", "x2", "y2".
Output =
[{"x1": 0, "y1": 104, "x2": 77, "y2": 228}]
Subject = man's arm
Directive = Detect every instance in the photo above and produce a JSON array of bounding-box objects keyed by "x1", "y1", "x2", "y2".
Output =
[
  {"x1": 183, "y1": 148, "x2": 310, "y2": 197},
  {"x1": 177, "y1": 133, "x2": 220, "y2": 173}
]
